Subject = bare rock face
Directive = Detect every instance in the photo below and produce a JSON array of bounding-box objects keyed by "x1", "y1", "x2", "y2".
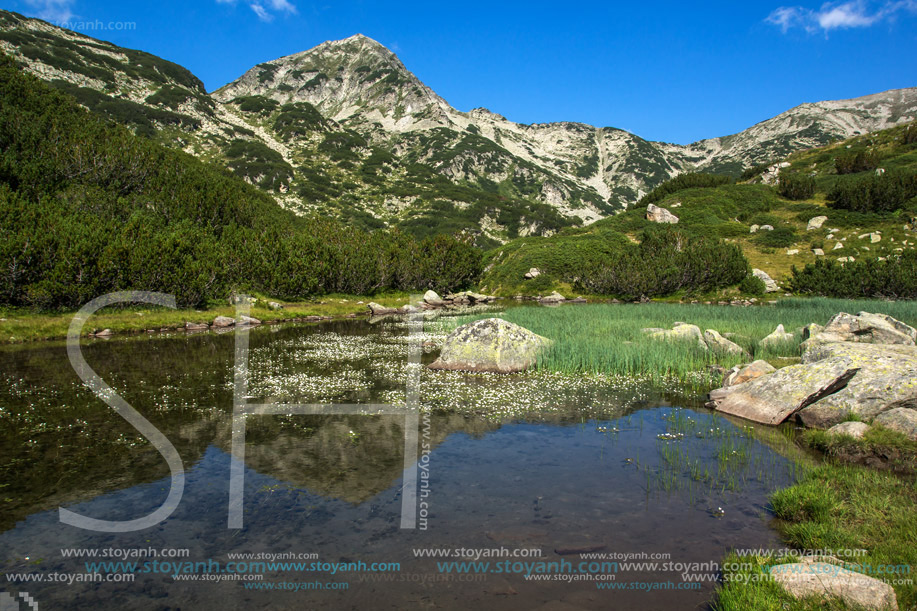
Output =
[
  {"x1": 645, "y1": 203, "x2": 679, "y2": 224},
  {"x1": 752, "y1": 269, "x2": 780, "y2": 293},
  {"x1": 707, "y1": 358, "x2": 860, "y2": 425},
  {"x1": 770, "y1": 561, "x2": 898, "y2": 611},
  {"x1": 524, "y1": 268, "x2": 541, "y2": 279},
  {"x1": 826, "y1": 421, "x2": 870, "y2": 439},
  {"x1": 722, "y1": 360, "x2": 776, "y2": 388},
  {"x1": 428, "y1": 318, "x2": 552, "y2": 373},
  {"x1": 802, "y1": 312, "x2": 916, "y2": 348}
]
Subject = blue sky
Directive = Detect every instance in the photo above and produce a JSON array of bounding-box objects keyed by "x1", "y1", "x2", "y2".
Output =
[{"x1": 9, "y1": 0, "x2": 917, "y2": 144}]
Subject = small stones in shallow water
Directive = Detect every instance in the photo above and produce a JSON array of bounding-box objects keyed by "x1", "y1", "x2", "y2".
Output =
[{"x1": 712, "y1": 507, "x2": 726, "y2": 518}]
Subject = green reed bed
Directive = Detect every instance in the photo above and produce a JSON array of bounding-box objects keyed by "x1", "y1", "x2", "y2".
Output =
[{"x1": 449, "y1": 298, "x2": 917, "y2": 390}]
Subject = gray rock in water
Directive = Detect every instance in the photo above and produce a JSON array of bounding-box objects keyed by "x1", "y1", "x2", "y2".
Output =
[
  {"x1": 795, "y1": 342, "x2": 917, "y2": 428},
  {"x1": 752, "y1": 269, "x2": 780, "y2": 293},
  {"x1": 707, "y1": 357, "x2": 859, "y2": 425},
  {"x1": 704, "y1": 329, "x2": 749, "y2": 356},
  {"x1": 873, "y1": 408, "x2": 917, "y2": 441},
  {"x1": 185, "y1": 321, "x2": 208, "y2": 331},
  {"x1": 367, "y1": 302, "x2": 400, "y2": 316},
  {"x1": 239, "y1": 315, "x2": 261, "y2": 325},
  {"x1": 826, "y1": 421, "x2": 870, "y2": 439},
  {"x1": 645, "y1": 203, "x2": 679, "y2": 224},
  {"x1": 423, "y1": 290, "x2": 444, "y2": 306},
  {"x1": 770, "y1": 561, "x2": 898, "y2": 611},
  {"x1": 722, "y1": 360, "x2": 776, "y2": 387},
  {"x1": 539, "y1": 291, "x2": 566, "y2": 303},
  {"x1": 428, "y1": 318, "x2": 552, "y2": 373},
  {"x1": 212, "y1": 316, "x2": 235, "y2": 328}
]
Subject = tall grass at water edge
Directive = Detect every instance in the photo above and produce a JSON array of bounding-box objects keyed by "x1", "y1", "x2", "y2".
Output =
[{"x1": 446, "y1": 298, "x2": 917, "y2": 389}]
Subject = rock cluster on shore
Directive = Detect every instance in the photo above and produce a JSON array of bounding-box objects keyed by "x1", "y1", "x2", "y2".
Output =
[{"x1": 707, "y1": 312, "x2": 917, "y2": 438}]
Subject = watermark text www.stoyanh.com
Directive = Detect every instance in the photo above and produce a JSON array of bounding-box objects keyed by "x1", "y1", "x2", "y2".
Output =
[
  {"x1": 60, "y1": 291, "x2": 428, "y2": 533},
  {"x1": 53, "y1": 19, "x2": 136, "y2": 31}
]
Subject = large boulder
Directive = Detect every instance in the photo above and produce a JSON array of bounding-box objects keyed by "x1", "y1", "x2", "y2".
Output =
[
  {"x1": 367, "y1": 302, "x2": 400, "y2": 316},
  {"x1": 524, "y1": 268, "x2": 541, "y2": 279},
  {"x1": 423, "y1": 290, "x2": 444, "y2": 307},
  {"x1": 212, "y1": 316, "x2": 235, "y2": 328},
  {"x1": 803, "y1": 312, "x2": 916, "y2": 348},
  {"x1": 428, "y1": 318, "x2": 552, "y2": 373},
  {"x1": 650, "y1": 323, "x2": 707, "y2": 350},
  {"x1": 645, "y1": 203, "x2": 679, "y2": 224},
  {"x1": 703, "y1": 329, "x2": 749, "y2": 357},
  {"x1": 539, "y1": 291, "x2": 566, "y2": 304},
  {"x1": 752, "y1": 269, "x2": 780, "y2": 293},
  {"x1": 770, "y1": 561, "x2": 898, "y2": 611},
  {"x1": 873, "y1": 408, "x2": 917, "y2": 441},
  {"x1": 707, "y1": 357, "x2": 860, "y2": 425},
  {"x1": 795, "y1": 342, "x2": 917, "y2": 427}
]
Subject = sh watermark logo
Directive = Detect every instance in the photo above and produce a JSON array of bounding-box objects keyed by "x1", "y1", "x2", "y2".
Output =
[
  {"x1": 62, "y1": 292, "x2": 425, "y2": 533},
  {"x1": 0, "y1": 592, "x2": 38, "y2": 611}
]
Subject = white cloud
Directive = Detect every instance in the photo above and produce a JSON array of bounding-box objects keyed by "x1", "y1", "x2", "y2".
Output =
[
  {"x1": 766, "y1": 0, "x2": 917, "y2": 33},
  {"x1": 22, "y1": 0, "x2": 76, "y2": 23},
  {"x1": 216, "y1": 0, "x2": 297, "y2": 22}
]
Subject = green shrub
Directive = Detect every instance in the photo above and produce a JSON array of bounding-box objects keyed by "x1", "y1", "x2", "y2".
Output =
[
  {"x1": 739, "y1": 274, "x2": 766, "y2": 296},
  {"x1": 828, "y1": 170, "x2": 917, "y2": 213},
  {"x1": 777, "y1": 171, "x2": 815, "y2": 200},
  {"x1": 637, "y1": 172, "x2": 733, "y2": 207},
  {"x1": 755, "y1": 226, "x2": 797, "y2": 248},
  {"x1": 788, "y1": 253, "x2": 917, "y2": 299},
  {"x1": 835, "y1": 149, "x2": 879, "y2": 174}
]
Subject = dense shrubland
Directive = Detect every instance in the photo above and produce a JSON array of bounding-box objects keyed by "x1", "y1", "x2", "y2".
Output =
[
  {"x1": 0, "y1": 55, "x2": 480, "y2": 309},
  {"x1": 788, "y1": 253, "x2": 917, "y2": 299}
]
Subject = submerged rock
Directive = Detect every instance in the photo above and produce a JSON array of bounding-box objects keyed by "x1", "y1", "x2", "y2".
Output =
[{"x1": 428, "y1": 318, "x2": 552, "y2": 373}]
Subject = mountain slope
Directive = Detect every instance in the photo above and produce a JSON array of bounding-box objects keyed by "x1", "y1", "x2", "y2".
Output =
[{"x1": 2, "y1": 10, "x2": 915, "y2": 245}]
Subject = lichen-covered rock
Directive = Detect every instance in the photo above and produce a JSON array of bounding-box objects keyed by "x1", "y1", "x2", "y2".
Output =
[
  {"x1": 703, "y1": 329, "x2": 749, "y2": 356},
  {"x1": 645, "y1": 203, "x2": 679, "y2": 224},
  {"x1": 428, "y1": 318, "x2": 552, "y2": 373},
  {"x1": 802, "y1": 323, "x2": 824, "y2": 341},
  {"x1": 752, "y1": 268, "x2": 780, "y2": 292},
  {"x1": 826, "y1": 421, "x2": 870, "y2": 439},
  {"x1": 770, "y1": 561, "x2": 898, "y2": 611},
  {"x1": 873, "y1": 408, "x2": 917, "y2": 441},
  {"x1": 650, "y1": 323, "x2": 706, "y2": 350},
  {"x1": 722, "y1": 360, "x2": 776, "y2": 387},
  {"x1": 707, "y1": 357, "x2": 859, "y2": 425},
  {"x1": 802, "y1": 312, "x2": 916, "y2": 348},
  {"x1": 795, "y1": 342, "x2": 917, "y2": 427}
]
